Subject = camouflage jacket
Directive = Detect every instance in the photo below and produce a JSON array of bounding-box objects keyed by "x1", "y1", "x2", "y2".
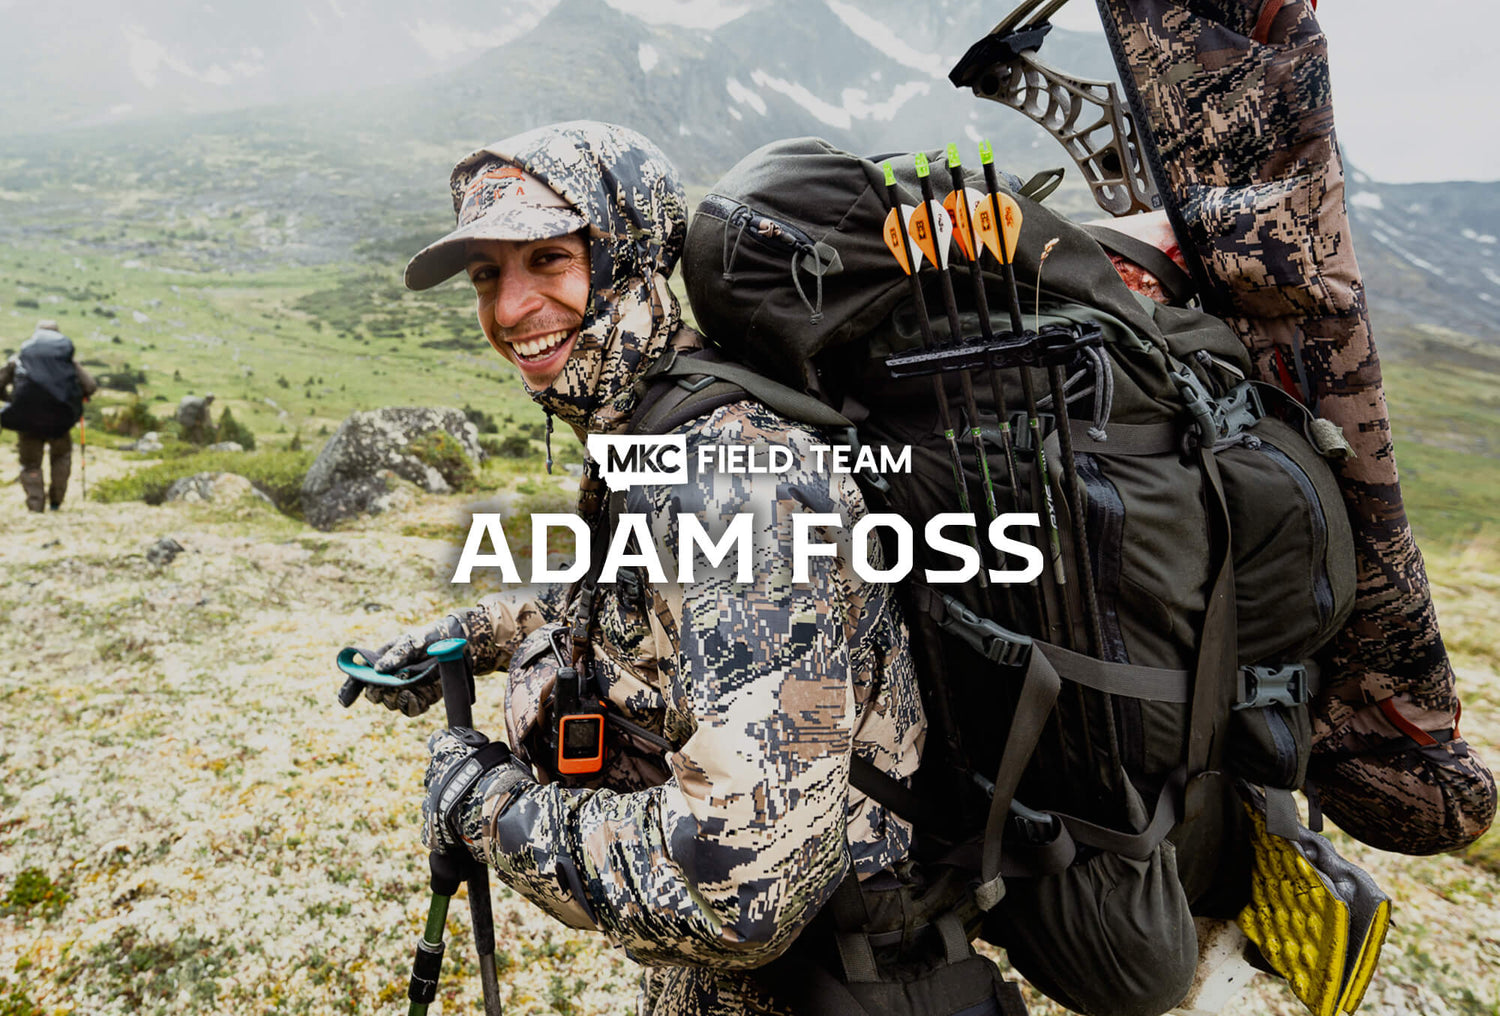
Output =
[
  {"x1": 411, "y1": 120, "x2": 924, "y2": 1012},
  {"x1": 458, "y1": 400, "x2": 925, "y2": 1011}
]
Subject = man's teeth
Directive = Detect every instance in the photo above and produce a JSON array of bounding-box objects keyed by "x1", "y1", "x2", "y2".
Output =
[{"x1": 513, "y1": 331, "x2": 570, "y2": 359}]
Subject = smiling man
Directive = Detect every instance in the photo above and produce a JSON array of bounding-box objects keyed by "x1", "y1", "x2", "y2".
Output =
[
  {"x1": 413, "y1": 160, "x2": 591, "y2": 389},
  {"x1": 364, "y1": 122, "x2": 1010, "y2": 1015}
]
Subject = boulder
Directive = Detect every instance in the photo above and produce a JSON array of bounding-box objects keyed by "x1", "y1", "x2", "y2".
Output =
[
  {"x1": 206, "y1": 441, "x2": 244, "y2": 453},
  {"x1": 165, "y1": 472, "x2": 273, "y2": 506},
  {"x1": 132, "y1": 431, "x2": 164, "y2": 453},
  {"x1": 145, "y1": 536, "x2": 185, "y2": 566},
  {"x1": 299, "y1": 407, "x2": 480, "y2": 531}
]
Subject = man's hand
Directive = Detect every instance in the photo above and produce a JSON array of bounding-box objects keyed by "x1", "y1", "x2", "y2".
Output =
[
  {"x1": 422, "y1": 728, "x2": 534, "y2": 855},
  {"x1": 360, "y1": 614, "x2": 468, "y2": 716}
]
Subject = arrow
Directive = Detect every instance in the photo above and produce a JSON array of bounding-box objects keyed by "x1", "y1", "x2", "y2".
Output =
[{"x1": 882, "y1": 159, "x2": 989, "y2": 603}]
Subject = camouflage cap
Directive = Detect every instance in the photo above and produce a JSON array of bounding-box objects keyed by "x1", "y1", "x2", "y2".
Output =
[
  {"x1": 405, "y1": 122, "x2": 686, "y2": 298},
  {"x1": 405, "y1": 163, "x2": 588, "y2": 291}
]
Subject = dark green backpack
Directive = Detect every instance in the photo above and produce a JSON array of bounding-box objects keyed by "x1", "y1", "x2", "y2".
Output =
[{"x1": 640, "y1": 137, "x2": 1355, "y2": 1016}]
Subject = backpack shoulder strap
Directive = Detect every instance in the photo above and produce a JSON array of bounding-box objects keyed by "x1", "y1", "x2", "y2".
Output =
[{"x1": 633, "y1": 347, "x2": 856, "y2": 436}]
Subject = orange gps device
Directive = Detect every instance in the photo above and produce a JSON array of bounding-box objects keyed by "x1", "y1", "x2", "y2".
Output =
[
  {"x1": 556, "y1": 712, "x2": 606, "y2": 775},
  {"x1": 550, "y1": 626, "x2": 606, "y2": 776}
]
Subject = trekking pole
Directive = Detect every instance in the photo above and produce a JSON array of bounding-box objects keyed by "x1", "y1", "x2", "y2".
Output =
[
  {"x1": 975, "y1": 153, "x2": 1071, "y2": 646},
  {"x1": 333, "y1": 642, "x2": 503, "y2": 1016},
  {"x1": 421, "y1": 637, "x2": 504, "y2": 1016},
  {"x1": 881, "y1": 161, "x2": 990, "y2": 603},
  {"x1": 78, "y1": 417, "x2": 87, "y2": 501}
]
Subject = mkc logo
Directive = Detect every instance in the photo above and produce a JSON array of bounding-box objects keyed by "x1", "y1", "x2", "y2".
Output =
[{"x1": 586, "y1": 435, "x2": 689, "y2": 491}]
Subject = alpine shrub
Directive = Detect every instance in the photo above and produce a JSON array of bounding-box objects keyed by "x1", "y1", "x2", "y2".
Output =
[
  {"x1": 463, "y1": 403, "x2": 500, "y2": 434},
  {"x1": 105, "y1": 398, "x2": 159, "y2": 437},
  {"x1": 216, "y1": 407, "x2": 256, "y2": 450},
  {"x1": 494, "y1": 433, "x2": 535, "y2": 459},
  {"x1": 92, "y1": 448, "x2": 316, "y2": 515}
]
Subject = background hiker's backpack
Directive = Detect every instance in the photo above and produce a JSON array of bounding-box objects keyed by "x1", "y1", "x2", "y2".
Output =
[
  {"x1": 653, "y1": 137, "x2": 1358, "y2": 1016},
  {"x1": 0, "y1": 331, "x2": 84, "y2": 439}
]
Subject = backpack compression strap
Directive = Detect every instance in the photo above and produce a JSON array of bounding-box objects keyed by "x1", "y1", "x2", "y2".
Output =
[{"x1": 1082, "y1": 224, "x2": 1196, "y2": 306}]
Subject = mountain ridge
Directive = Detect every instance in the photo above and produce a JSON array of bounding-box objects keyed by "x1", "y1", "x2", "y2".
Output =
[{"x1": 0, "y1": 0, "x2": 1495, "y2": 345}]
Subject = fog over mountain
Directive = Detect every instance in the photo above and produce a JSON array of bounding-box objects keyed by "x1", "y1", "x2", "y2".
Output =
[{"x1": 1, "y1": 0, "x2": 1496, "y2": 345}]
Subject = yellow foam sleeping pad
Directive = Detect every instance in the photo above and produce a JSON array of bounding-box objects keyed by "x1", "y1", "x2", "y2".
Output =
[{"x1": 1237, "y1": 790, "x2": 1390, "y2": 1016}]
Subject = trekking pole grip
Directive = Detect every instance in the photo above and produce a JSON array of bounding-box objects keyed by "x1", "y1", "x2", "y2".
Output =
[{"x1": 428, "y1": 636, "x2": 475, "y2": 729}]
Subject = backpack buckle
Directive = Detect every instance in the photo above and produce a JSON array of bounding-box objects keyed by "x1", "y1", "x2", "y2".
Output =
[
  {"x1": 1177, "y1": 370, "x2": 1267, "y2": 447},
  {"x1": 1213, "y1": 382, "x2": 1266, "y2": 446},
  {"x1": 940, "y1": 594, "x2": 1032, "y2": 667},
  {"x1": 1008, "y1": 799, "x2": 1063, "y2": 846},
  {"x1": 1234, "y1": 663, "x2": 1310, "y2": 711}
]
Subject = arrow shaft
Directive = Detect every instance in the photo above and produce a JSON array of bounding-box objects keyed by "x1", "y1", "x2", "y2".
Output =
[
  {"x1": 981, "y1": 160, "x2": 1027, "y2": 334},
  {"x1": 886, "y1": 171, "x2": 989, "y2": 597}
]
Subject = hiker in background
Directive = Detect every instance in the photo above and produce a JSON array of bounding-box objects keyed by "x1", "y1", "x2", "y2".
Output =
[
  {"x1": 176, "y1": 391, "x2": 216, "y2": 445},
  {"x1": 353, "y1": 121, "x2": 1011, "y2": 1014},
  {"x1": 0, "y1": 320, "x2": 97, "y2": 512}
]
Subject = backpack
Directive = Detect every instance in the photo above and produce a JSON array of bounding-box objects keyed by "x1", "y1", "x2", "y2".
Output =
[
  {"x1": 628, "y1": 137, "x2": 1358, "y2": 1016},
  {"x1": 0, "y1": 332, "x2": 85, "y2": 439}
]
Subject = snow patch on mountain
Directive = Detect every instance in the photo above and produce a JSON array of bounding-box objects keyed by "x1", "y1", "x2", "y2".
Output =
[
  {"x1": 726, "y1": 77, "x2": 767, "y2": 116},
  {"x1": 638, "y1": 43, "x2": 659, "y2": 73},
  {"x1": 750, "y1": 71, "x2": 850, "y2": 128},
  {"x1": 1371, "y1": 229, "x2": 1441, "y2": 274},
  {"x1": 842, "y1": 82, "x2": 930, "y2": 121},
  {"x1": 825, "y1": 0, "x2": 948, "y2": 78},
  {"x1": 747, "y1": 70, "x2": 926, "y2": 129}
]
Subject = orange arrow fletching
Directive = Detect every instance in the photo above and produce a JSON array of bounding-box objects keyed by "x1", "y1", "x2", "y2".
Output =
[
  {"x1": 971, "y1": 192, "x2": 1023, "y2": 264},
  {"x1": 908, "y1": 201, "x2": 940, "y2": 268},
  {"x1": 882, "y1": 205, "x2": 922, "y2": 275},
  {"x1": 944, "y1": 189, "x2": 976, "y2": 261},
  {"x1": 971, "y1": 194, "x2": 1003, "y2": 263},
  {"x1": 995, "y1": 192, "x2": 1022, "y2": 264}
]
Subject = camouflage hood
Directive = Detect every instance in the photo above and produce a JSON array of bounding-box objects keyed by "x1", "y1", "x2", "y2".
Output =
[{"x1": 449, "y1": 121, "x2": 688, "y2": 434}]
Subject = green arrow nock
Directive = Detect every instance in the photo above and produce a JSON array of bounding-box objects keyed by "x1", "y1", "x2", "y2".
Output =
[
  {"x1": 883, "y1": 161, "x2": 896, "y2": 186},
  {"x1": 915, "y1": 152, "x2": 930, "y2": 177},
  {"x1": 947, "y1": 143, "x2": 962, "y2": 168},
  {"x1": 979, "y1": 140, "x2": 994, "y2": 166}
]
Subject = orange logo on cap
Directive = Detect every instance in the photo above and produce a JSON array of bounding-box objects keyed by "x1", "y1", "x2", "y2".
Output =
[{"x1": 461, "y1": 166, "x2": 532, "y2": 222}]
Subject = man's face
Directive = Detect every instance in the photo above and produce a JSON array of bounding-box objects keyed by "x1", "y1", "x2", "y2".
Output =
[{"x1": 467, "y1": 232, "x2": 591, "y2": 391}]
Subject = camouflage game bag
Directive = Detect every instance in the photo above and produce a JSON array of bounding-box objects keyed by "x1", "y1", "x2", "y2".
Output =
[
  {"x1": 623, "y1": 136, "x2": 1370, "y2": 1016},
  {"x1": 0, "y1": 331, "x2": 84, "y2": 440},
  {"x1": 1076, "y1": 0, "x2": 1495, "y2": 859}
]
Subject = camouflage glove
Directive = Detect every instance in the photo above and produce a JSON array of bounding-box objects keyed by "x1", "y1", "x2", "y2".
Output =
[
  {"x1": 363, "y1": 612, "x2": 474, "y2": 716},
  {"x1": 421, "y1": 727, "x2": 535, "y2": 856}
]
